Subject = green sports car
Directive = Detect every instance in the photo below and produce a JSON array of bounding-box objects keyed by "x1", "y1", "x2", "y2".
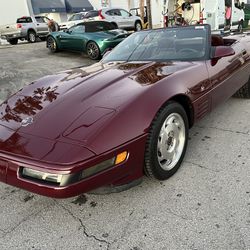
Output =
[{"x1": 46, "y1": 21, "x2": 129, "y2": 60}]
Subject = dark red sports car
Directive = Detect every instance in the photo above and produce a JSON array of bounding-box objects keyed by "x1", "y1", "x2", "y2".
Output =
[{"x1": 0, "y1": 25, "x2": 249, "y2": 198}]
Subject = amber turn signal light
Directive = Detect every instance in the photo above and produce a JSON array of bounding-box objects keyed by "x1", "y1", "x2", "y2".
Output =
[{"x1": 115, "y1": 151, "x2": 128, "y2": 165}]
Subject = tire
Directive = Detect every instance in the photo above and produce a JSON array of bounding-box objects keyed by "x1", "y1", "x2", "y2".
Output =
[
  {"x1": 47, "y1": 36, "x2": 58, "y2": 53},
  {"x1": 27, "y1": 31, "x2": 36, "y2": 43},
  {"x1": 111, "y1": 22, "x2": 118, "y2": 29},
  {"x1": 144, "y1": 102, "x2": 189, "y2": 180},
  {"x1": 8, "y1": 38, "x2": 18, "y2": 45},
  {"x1": 86, "y1": 41, "x2": 101, "y2": 60},
  {"x1": 238, "y1": 21, "x2": 243, "y2": 33},
  {"x1": 135, "y1": 21, "x2": 142, "y2": 31},
  {"x1": 233, "y1": 78, "x2": 250, "y2": 98}
]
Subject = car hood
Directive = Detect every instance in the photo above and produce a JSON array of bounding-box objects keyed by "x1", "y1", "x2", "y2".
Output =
[{"x1": 0, "y1": 61, "x2": 196, "y2": 156}]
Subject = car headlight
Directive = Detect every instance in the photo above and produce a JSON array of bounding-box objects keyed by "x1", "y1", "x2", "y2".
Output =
[{"x1": 21, "y1": 151, "x2": 129, "y2": 186}]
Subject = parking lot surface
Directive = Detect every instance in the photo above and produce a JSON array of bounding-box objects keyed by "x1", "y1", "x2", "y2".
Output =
[{"x1": 0, "y1": 42, "x2": 249, "y2": 250}]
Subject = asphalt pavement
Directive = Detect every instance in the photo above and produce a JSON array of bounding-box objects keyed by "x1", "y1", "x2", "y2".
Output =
[{"x1": 0, "y1": 41, "x2": 249, "y2": 250}]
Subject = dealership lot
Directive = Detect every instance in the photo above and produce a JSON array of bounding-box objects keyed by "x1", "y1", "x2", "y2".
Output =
[{"x1": 0, "y1": 42, "x2": 249, "y2": 250}]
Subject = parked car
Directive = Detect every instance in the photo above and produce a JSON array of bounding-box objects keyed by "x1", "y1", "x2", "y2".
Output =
[
  {"x1": 98, "y1": 8, "x2": 143, "y2": 31},
  {"x1": 47, "y1": 21, "x2": 129, "y2": 59},
  {"x1": 182, "y1": 0, "x2": 245, "y2": 32},
  {"x1": 59, "y1": 11, "x2": 99, "y2": 30},
  {"x1": 0, "y1": 16, "x2": 50, "y2": 45},
  {"x1": 0, "y1": 25, "x2": 250, "y2": 198}
]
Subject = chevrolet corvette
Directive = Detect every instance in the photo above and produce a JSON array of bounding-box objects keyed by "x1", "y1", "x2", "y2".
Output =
[{"x1": 0, "y1": 25, "x2": 250, "y2": 198}]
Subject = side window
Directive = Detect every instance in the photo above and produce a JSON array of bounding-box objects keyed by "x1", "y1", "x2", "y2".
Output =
[
  {"x1": 42, "y1": 17, "x2": 50, "y2": 23},
  {"x1": 120, "y1": 9, "x2": 130, "y2": 18},
  {"x1": 35, "y1": 17, "x2": 46, "y2": 23},
  {"x1": 106, "y1": 9, "x2": 121, "y2": 16},
  {"x1": 71, "y1": 25, "x2": 85, "y2": 33}
]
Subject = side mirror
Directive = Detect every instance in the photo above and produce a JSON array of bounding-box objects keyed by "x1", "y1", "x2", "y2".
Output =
[
  {"x1": 241, "y1": 2, "x2": 245, "y2": 9},
  {"x1": 129, "y1": 13, "x2": 133, "y2": 17},
  {"x1": 212, "y1": 46, "x2": 235, "y2": 59}
]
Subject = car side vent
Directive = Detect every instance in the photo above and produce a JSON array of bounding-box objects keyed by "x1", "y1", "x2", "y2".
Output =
[{"x1": 196, "y1": 99, "x2": 209, "y2": 120}]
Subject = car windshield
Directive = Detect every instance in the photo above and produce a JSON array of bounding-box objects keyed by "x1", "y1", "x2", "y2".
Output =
[
  {"x1": 68, "y1": 14, "x2": 83, "y2": 21},
  {"x1": 103, "y1": 26, "x2": 209, "y2": 63}
]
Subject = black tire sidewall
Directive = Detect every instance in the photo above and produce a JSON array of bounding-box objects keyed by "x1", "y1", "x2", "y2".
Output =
[
  {"x1": 9, "y1": 38, "x2": 18, "y2": 45},
  {"x1": 145, "y1": 102, "x2": 189, "y2": 180},
  {"x1": 47, "y1": 36, "x2": 57, "y2": 52},
  {"x1": 135, "y1": 21, "x2": 142, "y2": 31},
  {"x1": 28, "y1": 31, "x2": 36, "y2": 43},
  {"x1": 86, "y1": 42, "x2": 100, "y2": 60}
]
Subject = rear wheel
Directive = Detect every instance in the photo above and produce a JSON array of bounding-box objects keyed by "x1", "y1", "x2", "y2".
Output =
[
  {"x1": 135, "y1": 21, "x2": 142, "y2": 31},
  {"x1": 28, "y1": 31, "x2": 36, "y2": 43},
  {"x1": 86, "y1": 41, "x2": 101, "y2": 60},
  {"x1": 144, "y1": 102, "x2": 188, "y2": 180},
  {"x1": 238, "y1": 21, "x2": 243, "y2": 33},
  {"x1": 8, "y1": 38, "x2": 18, "y2": 45},
  {"x1": 233, "y1": 78, "x2": 250, "y2": 98},
  {"x1": 47, "y1": 36, "x2": 58, "y2": 53}
]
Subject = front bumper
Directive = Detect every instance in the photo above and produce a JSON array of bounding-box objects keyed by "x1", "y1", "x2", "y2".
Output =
[{"x1": 0, "y1": 135, "x2": 146, "y2": 198}]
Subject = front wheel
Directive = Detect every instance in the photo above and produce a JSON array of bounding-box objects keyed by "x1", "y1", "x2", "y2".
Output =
[
  {"x1": 86, "y1": 41, "x2": 101, "y2": 60},
  {"x1": 47, "y1": 36, "x2": 58, "y2": 53},
  {"x1": 144, "y1": 102, "x2": 189, "y2": 180},
  {"x1": 233, "y1": 77, "x2": 250, "y2": 98}
]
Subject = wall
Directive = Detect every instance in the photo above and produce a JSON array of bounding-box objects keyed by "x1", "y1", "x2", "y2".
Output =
[{"x1": 0, "y1": 0, "x2": 31, "y2": 25}]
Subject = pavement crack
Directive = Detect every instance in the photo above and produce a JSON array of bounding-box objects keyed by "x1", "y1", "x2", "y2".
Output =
[
  {"x1": 166, "y1": 208, "x2": 192, "y2": 221},
  {"x1": 57, "y1": 202, "x2": 111, "y2": 250},
  {"x1": 78, "y1": 218, "x2": 111, "y2": 250},
  {"x1": 184, "y1": 160, "x2": 220, "y2": 173},
  {"x1": 194, "y1": 125, "x2": 249, "y2": 136}
]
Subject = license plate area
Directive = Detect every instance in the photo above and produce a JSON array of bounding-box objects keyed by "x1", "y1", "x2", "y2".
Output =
[{"x1": 0, "y1": 160, "x2": 8, "y2": 183}]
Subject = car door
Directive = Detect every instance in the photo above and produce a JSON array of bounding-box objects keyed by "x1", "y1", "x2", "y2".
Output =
[
  {"x1": 34, "y1": 17, "x2": 48, "y2": 35},
  {"x1": 59, "y1": 25, "x2": 86, "y2": 51},
  {"x1": 119, "y1": 9, "x2": 134, "y2": 29},
  {"x1": 207, "y1": 38, "x2": 249, "y2": 109}
]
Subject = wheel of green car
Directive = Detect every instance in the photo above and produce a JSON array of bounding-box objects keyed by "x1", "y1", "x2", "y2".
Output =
[
  {"x1": 144, "y1": 101, "x2": 189, "y2": 180},
  {"x1": 47, "y1": 36, "x2": 58, "y2": 53},
  {"x1": 86, "y1": 41, "x2": 101, "y2": 60},
  {"x1": 135, "y1": 21, "x2": 142, "y2": 31},
  {"x1": 8, "y1": 38, "x2": 18, "y2": 45},
  {"x1": 28, "y1": 31, "x2": 36, "y2": 43}
]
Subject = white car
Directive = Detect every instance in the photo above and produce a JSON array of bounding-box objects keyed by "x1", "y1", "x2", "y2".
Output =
[
  {"x1": 98, "y1": 8, "x2": 143, "y2": 31},
  {"x1": 59, "y1": 11, "x2": 99, "y2": 30}
]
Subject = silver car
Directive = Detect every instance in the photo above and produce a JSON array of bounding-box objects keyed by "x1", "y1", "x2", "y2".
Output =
[{"x1": 98, "y1": 8, "x2": 143, "y2": 31}]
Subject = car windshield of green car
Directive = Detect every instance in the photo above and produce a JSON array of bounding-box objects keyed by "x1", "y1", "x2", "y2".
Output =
[{"x1": 102, "y1": 26, "x2": 209, "y2": 62}]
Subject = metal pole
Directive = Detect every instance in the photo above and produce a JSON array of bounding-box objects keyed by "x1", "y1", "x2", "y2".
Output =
[{"x1": 146, "y1": 0, "x2": 153, "y2": 29}]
